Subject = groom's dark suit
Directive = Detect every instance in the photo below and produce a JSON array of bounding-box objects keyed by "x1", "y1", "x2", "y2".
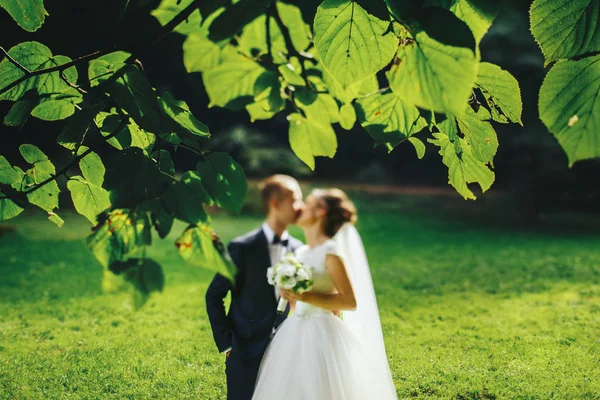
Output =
[{"x1": 206, "y1": 227, "x2": 302, "y2": 400}]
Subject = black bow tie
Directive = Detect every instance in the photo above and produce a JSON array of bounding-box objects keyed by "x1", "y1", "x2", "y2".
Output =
[{"x1": 272, "y1": 236, "x2": 289, "y2": 246}]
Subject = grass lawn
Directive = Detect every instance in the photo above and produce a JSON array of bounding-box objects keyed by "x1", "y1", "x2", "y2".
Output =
[{"x1": 1, "y1": 192, "x2": 599, "y2": 399}]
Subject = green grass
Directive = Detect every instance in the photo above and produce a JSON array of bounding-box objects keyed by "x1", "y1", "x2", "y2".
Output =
[{"x1": 1, "y1": 195, "x2": 600, "y2": 399}]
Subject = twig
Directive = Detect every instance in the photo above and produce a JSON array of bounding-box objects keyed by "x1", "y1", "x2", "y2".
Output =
[
  {"x1": 0, "y1": 0, "x2": 202, "y2": 97},
  {"x1": 0, "y1": 119, "x2": 128, "y2": 200},
  {"x1": 60, "y1": 71, "x2": 88, "y2": 94},
  {"x1": 358, "y1": 86, "x2": 391, "y2": 99}
]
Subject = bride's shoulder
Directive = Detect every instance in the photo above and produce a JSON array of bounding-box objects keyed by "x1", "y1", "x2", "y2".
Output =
[{"x1": 323, "y1": 239, "x2": 339, "y2": 256}]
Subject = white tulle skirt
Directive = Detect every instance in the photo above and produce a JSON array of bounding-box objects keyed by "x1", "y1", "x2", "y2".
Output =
[{"x1": 252, "y1": 311, "x2": 371, "y2": 400}]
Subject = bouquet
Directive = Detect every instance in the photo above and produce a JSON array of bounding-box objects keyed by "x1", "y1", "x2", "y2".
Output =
[{"x1": 267, "y1": 253, "x2": 314, "y2": 313}]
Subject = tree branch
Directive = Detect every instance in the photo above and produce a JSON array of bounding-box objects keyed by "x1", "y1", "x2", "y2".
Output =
[
  {"x1": 0, "y1": 119, "x2": 128, "y2": 201},
  {"x1": 0, "y1": 0, "x2": 202, "y2": 97}
]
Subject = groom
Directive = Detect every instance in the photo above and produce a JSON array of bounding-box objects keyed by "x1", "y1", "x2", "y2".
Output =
[{"x1": 206, "y1": 174, "x2": 304, "y2": 400}]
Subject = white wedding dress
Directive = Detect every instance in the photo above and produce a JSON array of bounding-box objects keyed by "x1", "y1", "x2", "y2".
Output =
[{"x1": 252, "y1": 225, "x2": 397, "y2": 400}]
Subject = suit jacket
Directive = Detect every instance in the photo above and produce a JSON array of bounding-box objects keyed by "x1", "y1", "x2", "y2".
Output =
[{"x1": 205, "y1": 228, "x2": 303, "y2": 360}]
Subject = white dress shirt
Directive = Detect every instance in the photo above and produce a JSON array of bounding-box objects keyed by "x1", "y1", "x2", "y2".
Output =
[{"x1": 261, "y1": 222, "x2": 290, "y2": 301}]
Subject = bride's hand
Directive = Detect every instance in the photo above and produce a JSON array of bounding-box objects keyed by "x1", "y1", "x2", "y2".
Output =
[{"x1": 281, "y1": 289, "x2": 303, "y2": 302}]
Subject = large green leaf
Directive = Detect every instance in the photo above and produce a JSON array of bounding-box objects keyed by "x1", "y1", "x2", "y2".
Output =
[
  {"x1": 0, "y1": 0, "x2": 47, "y2": 32},
  {"x1": 530, "y1": 0, "x2": 600, "y2": 65},
  {"x1": 0, "y1": 42, "x2": 78, "y2": 102},
  {"x1": 163, "y1": 171, "x2": 210, "y2": 224},
  {"x1": 176, "y1": 224, "x2": 237, "y2": 282},
  {"x1": 314, "y1": 0, "x2": 398, "y2": 89},
  {"x1": 323, "y1": 71, "x2": 379, "y2": 104},
  {"x1": 78, "y1": 149, "x2": 106, "y2": 186},
  {"x1": 356, "y1": 91, "x2": 427, "y2": 150},
  {"x1": 539, "y1": 54, "x2": 600, "y2": 166},
  {"x1": 158, "y1": 91, "x2": 210, "y2": 138},
  {"x1": 67, "y1": 176, "x2": 111, "y2": 224},
  {"x1": 196, "y1": 152, "x2": 247, "y2": 214},
  {"x1": 151, "y1": 0, "x2": 202, "y2": 35},
  {"x1": 387, "y1": 25, "x2": 477, "y2": 116},
  {"x1": 428, "y1": 132, "x2": 494, "y2": 200},
  {"x1": 87, "y1": 209, "x2": 151, "y2": 269},
  {"x1": 30, "y1": 88, "x2": 83, "y2": 121},
  {"x1": 203, "y1": 55, "x2": 266, "y2": 110},
  {"x1": 57, "y1": 109, "x2": 98, "y2": 151},
  {"x1": 88, "y1": 51, "x2": 131, "y2": 86},
  {"x1": 288, "y1": 113, "x2": 337, "y2": 170},
  {"x1": 4, "y1": 97, "x2": 37, "y2": 127},
  {"x1": 151, "y1": 208, "x2": 174, "y2": 239},
  {"x1": 0, "y1": 191, "x2": 24, "y2": 220},
  {"x1": 253, "y1": 72, "x2": 285, "y2": 114},
  {"x1": 475, "y1": 62, "x2": 522, "y2": 125},
  {"x1": 17, "y1": 144, "x2": 60, "y2": 212}
]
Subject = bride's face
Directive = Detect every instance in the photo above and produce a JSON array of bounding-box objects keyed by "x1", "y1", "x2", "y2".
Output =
[{"x1": 296, "y1": 194, "x2": 325, "y2": 228}]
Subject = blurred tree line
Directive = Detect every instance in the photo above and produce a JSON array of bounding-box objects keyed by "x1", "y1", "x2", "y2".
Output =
[{"x1": 1, "y1": 0, "x2": 598, "y2": 220}]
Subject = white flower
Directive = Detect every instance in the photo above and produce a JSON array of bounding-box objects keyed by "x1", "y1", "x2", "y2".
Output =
[
  {"x1": 266, "y1": 267, "x2": 275, "y2": 285},
  {"x1": 295, "y1": 267, "x2": 311, "y2": 282},
  {"x1": 281, "y1": 277, "x2": 297, "y2": 290}
]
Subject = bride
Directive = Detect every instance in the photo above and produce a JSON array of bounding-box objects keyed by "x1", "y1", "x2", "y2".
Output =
[{"x1": 252, "y1": 188, "x2": 397, "y2": 400}]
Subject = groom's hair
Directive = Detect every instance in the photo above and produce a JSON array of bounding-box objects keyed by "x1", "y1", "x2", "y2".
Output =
[{"x1": 258, "y1": 175, "x2": 298, "y2": 213}]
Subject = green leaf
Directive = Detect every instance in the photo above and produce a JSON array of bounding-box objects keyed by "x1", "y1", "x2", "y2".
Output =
[
  {"x1": 67, "y1": 176, "x2": 111, "y2": 224},
  {"x1": 152, "y1": 149, "x2": 176, "y2": 177},
  {"x1": 57, "y1": 109, "x2": 98, "y2": 151},
  {"x1": 387, "y1": 25, "x2": 477, "y2": 116},
  {"x1": 530, "y1": 0, "x2": 600, "y2": 65},
  {"x1": 425, "y1": 0, "x2": 498, "y2": 45},
  {"x1": 208, "y1": 0, "x2": 270, "y2": 42},
  {"x1": 0, "y1": 0, "x2": 47, "y2": 32},
  {"x1": 0, "y1": 156, "x2": 24, "y2": 185},
  {"x1": 151, "y1": 0, "x2": 202, "y2": 35},
  {"x1": 0, "y1": 42, "x2": 78, "y2": 102},
  {"x1": 196, "y1": 152, "x2": 247, "y2": 214},
  {"x1": 314, "y1": 0, "x2": 398, "y2": 89},
  {"x1": 294, "y1": 88, "x2": 339, "y2": 124},
  {"x1": 0, "y1": 191, "x2": 24, "y2": 220},
  {"x1": 176, "y1": 224, "x2": 237, "y2": 281},
  {"x1": 246, "y1": 102, "x2": 277, "y2": 122},
  {"x1": 4, "y1": 97, "x2": 37, "y2": 127},
  {"x1": 158, "y1": 91, "x2": 210, "y2": 138},
  {"x1": 183, "y1": 33, "x2": 223, "y2": 73},
  {"x1": 203, "y1": 55, "x2": 266, "y2": 110},
  {"x1": 324, "y1": 71, "x2": 379, "y2": 104},
  {"x1": 78, "y1": 150, "x2": 105, "y2": 186},
  {"x1": 428, "y1": 132, "x2": 494, "y2": 200},
  {"x1": 95, "y1": 111, "x2": 156, "y2": 153},
  {"x1": 238, "y1": 2, "x2": 311, "y2": 63},
  {"x1": 88, "y1": 51, "x2": 131, "y2": 87},
  {"x1": 48, "y1": 212, "x2": 64, "y2": 227},
  {"x1": 408, "y1": 136, "x2": 426, "y2": 159},
  {"x1": 475, "y1": 62, "x2": 522, "y2": 125},
  {"x1": 339, "y1": 103, "x2": 357, "y2": 130},
  {"x1": 87, "y1": 209, "x2": 151, "y2": 269},
  {"x1": 356, "y1": 91, "x2": 427, "y2": 150},
  {"x1": 456, "y1": 108, "x2": 498, "y2": 164},
  {"x1": 288, "y1": 113, "x2": 337, "y2": 170},
  {"x1": 18, "y1": 144, "x2": 60, "y2": 212},
  {"x1": 30, "y1": 89, "x2": 83, "y2": 121},
  {"x1": 163, "y1": 171, "x2": 210, "y2": 224},
  {"x1": 103, "y1": 148, "x2": 162, "y2": 208},
  {"x1": 538, "y1": 54, "x2": 600, "y2": 166},
  {"x1": 106, "y1": 65, "x2": 160, "y2": 132},
  {"x1": 254, "y1": 72, "x2": 285, "y2": 114},
  {"x1": 151, "y1": 208, "x2": 174, "y2": 239}
]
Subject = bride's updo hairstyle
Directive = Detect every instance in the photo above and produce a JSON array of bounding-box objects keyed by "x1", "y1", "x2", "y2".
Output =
[{"x1": 313, "y1": 188, "x2": 357, "y2": 237}]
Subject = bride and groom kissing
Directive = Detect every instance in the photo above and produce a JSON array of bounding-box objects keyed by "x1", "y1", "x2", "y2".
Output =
[{"x1": 206, "y1": 175, "x2": 397, "y2": 400}]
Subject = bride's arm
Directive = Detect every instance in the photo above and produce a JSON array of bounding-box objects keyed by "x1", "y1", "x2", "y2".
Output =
[{"x1": 281, "y1": 255, "x2": 357, "y2": 311}]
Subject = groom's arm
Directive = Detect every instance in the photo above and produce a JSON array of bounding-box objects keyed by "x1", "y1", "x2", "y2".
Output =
[{"x1": 205, "y1": 241, "x2": 242, "y2": 353}]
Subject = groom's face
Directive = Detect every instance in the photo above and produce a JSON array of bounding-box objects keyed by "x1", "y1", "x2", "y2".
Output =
[{"x1": 272, "y1": 184, "x2": 303, "y2": 225}]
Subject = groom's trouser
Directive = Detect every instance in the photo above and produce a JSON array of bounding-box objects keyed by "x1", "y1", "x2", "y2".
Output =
[{"x1": 225, "y1": 354, "x2": 262, "y2": 400}]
